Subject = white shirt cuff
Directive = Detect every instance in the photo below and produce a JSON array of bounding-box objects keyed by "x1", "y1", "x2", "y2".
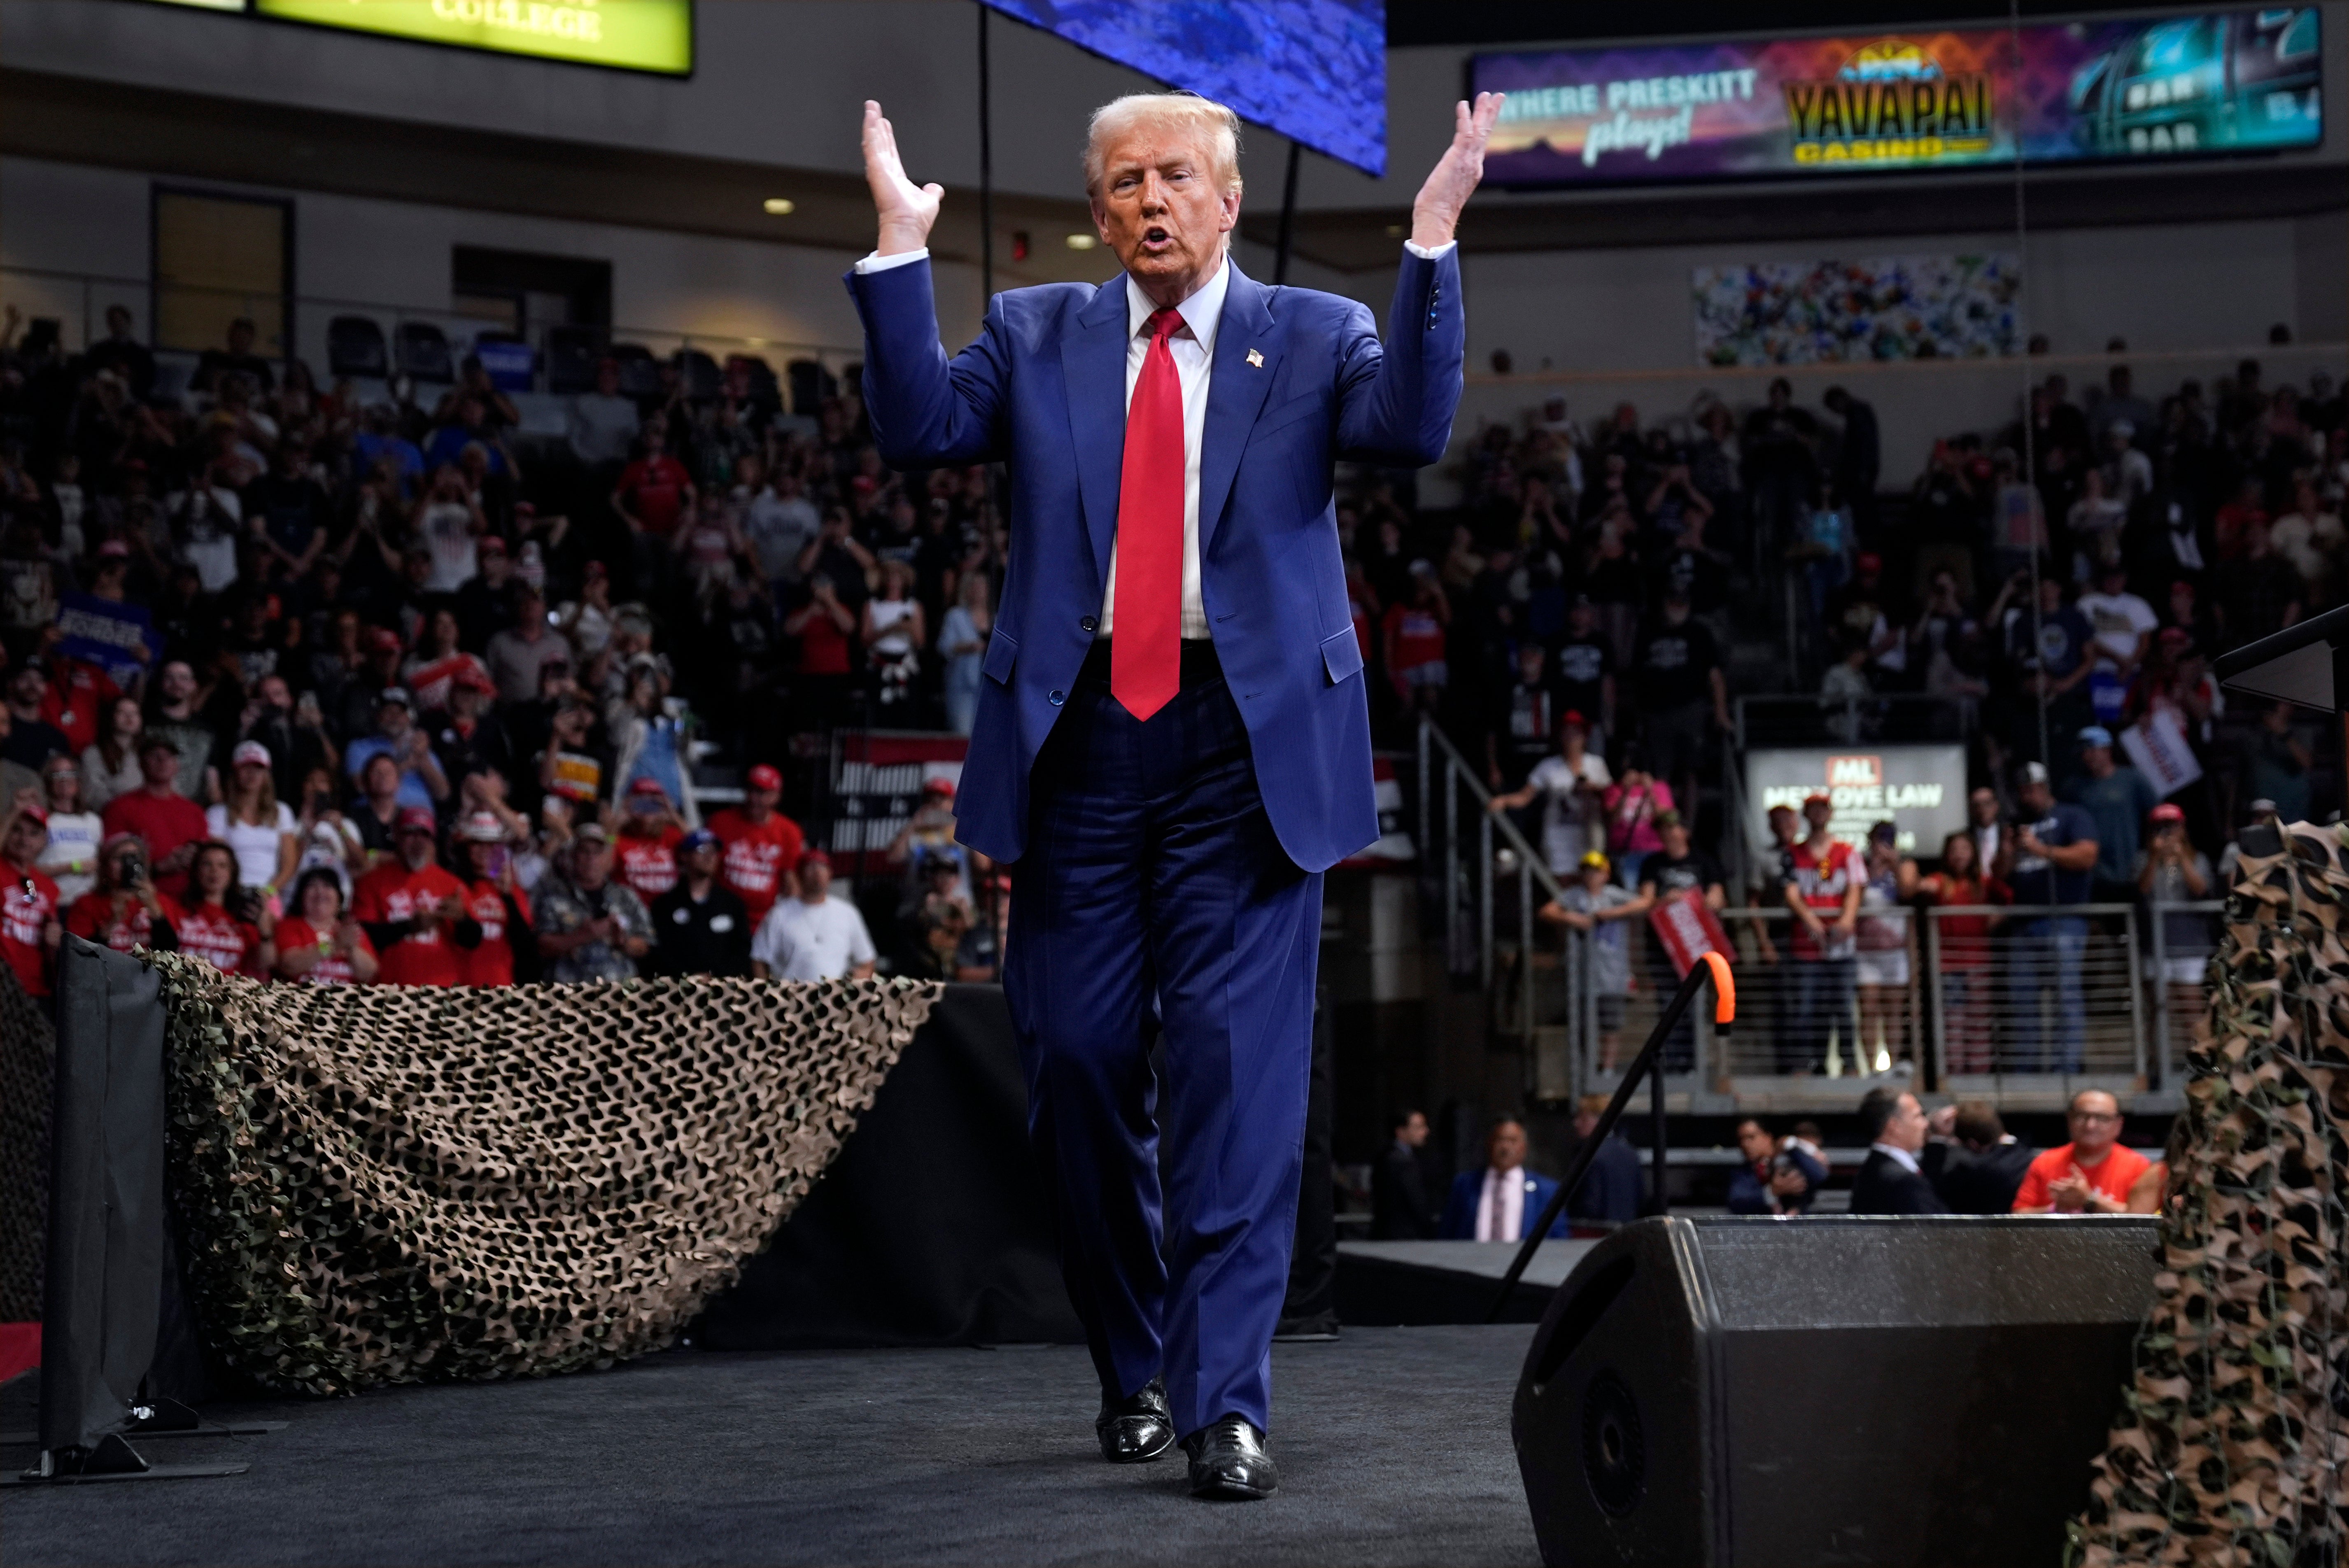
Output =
[
  {"x1": 1403, "y1": 239, "x2": 1456, "y2": 260},
  {"x1": 854, "y1": 248, "x2": 929, "y2": 274}
]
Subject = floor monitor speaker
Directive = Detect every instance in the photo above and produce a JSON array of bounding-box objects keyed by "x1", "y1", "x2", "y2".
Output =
[{"x1": 1511, "y1": 1215, "x2": 2158, "y2": 1566}]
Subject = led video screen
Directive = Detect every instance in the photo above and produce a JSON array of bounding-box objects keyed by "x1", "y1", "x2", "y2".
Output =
[
  {"x1": 253, "y1": 0, "x2": 694, "y2": 76},
  {"x1": 1472, "y1": 7, "x2": 2320, "y2": 186},
  {"x1": 981, "y1": 0, "x2": 1387, "y2": 177}
]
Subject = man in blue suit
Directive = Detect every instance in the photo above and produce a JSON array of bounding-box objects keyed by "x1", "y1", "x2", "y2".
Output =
[
  {"x1": 847, "y1": 88, "x2": 1501, "y2": 1498},
  {"x1": 1439, "y1": 1118, "x2": 1573, "y2": 1242}
]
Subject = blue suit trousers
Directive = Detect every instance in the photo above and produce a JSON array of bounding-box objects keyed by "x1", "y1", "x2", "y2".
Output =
[{"x1": 1002, "y1": 645, "x2": 1321, "y2": 1438}]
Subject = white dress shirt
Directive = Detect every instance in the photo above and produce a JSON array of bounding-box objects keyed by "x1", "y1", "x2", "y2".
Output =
[
  {"x1": 1869, "y1": 1142, "x2": 1922, "y2": 1174},
  {"x1": 854, "y1": 239, "x2": 1456, "y2": 644},
  {"x1": 1475, "y1": 1164, "x2": 1527, "y2": 1242}
]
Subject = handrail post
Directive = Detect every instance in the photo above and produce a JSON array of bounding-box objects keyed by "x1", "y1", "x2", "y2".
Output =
[
  {"x1": 1444, "y1": 761, "x2": 1459, "y2": 968},
  {"x1": 1648, "y1": 1049, "x2": 1668, "y2": 1216},
  {"x1": 1519, "y1": 859, "x2": 1534, "y2": 1061},
  {"x1": 1417, "y1": 719, "x2": 1430, "y2": 877},
  {"x1": 1479, "y1": 808, "x2": 1494, "y2": 992}
]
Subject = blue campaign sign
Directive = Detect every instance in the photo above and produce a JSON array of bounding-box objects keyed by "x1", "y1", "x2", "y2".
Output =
[{"x1": 54, "y1": 594, "x2": 159, "y2": 685}]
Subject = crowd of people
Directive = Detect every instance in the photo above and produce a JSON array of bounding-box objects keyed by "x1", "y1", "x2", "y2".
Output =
[
  {"x1": 0, "y1": 300, "x2": 2340, "y2": 1041},
  {"x1": 0, "y1": 303, "x2": 1018, "y2": 1000}
]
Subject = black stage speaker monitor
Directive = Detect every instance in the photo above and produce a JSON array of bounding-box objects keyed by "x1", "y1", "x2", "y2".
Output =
[{"x1": 1512, "y1": 1215, "x2": 2158, "y2": 1567}]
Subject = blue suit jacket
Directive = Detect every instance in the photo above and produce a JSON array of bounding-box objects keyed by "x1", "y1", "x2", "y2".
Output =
[
  {"x1": 842, "y1": 250, "x2": 1466, "y2": 871},
  {"x1": 1437, "y1": 1168, "x2": 1571, "y2": 1242}
]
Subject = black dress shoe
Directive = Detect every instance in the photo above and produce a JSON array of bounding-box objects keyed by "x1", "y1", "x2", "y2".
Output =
[
  {"x1": 1096, "y1": 1377, "x2": 1174, "y2": 1463},
  {"x1": 1181, "y1": 1416, "x2": 1277, "y2": 1499}
]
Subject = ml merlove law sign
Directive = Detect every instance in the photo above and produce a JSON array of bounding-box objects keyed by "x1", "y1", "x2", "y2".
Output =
[
  {"x1": 1744, "y1": 745, "x2": 1968, "y2": 859},
  {"x1": 254, "y1": 0, "x2": 693, "y2": 75}
]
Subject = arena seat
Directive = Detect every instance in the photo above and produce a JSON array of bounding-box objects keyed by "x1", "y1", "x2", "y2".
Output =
[
  {"x1": 393, "y1": 322, "x2": 454, "y2": 384},
  {"x1": 326, "y1": 315, "x2": 389, "y2": 380}
]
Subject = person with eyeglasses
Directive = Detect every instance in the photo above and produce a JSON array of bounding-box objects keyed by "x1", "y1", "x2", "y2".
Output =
[{"x1": 2011, "y1": 1089, "x2": 2148, "y2": 1214}]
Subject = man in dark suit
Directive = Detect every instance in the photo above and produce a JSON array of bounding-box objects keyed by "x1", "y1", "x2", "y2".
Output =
[
  {"x1": 1849, "y1": 1086, "x2": 1948, "y2": 1215},
  {"x1": 1439, "y1": 1118, "x2": 1569, "y2": 1241},
  {"x1": 1372, "y1": 1108, "x2": 1439, "y2": 1239},
  {"x1": 850, "y1": 89, "x2": 1499, "y2": 1499},
  {"x1": 1930, "y1": 1100, "x2": 2038, "y2": 1214},
  {"x1": 1564, "y1": 1093, "x2": 1643, "y2": 1224}
]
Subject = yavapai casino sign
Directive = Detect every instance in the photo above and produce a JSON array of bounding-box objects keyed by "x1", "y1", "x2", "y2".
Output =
[
  {"x1": 252, "y1": 0, "x2": 694, "y2": 75},
  {"x1": 1473, "y1": 8, "x2": 2319, "y2": 186}
]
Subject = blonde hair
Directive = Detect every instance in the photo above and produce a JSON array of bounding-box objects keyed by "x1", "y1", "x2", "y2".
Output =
[{"x1": 1083, "y1": 93, "x2": 1243, "y2": 198}]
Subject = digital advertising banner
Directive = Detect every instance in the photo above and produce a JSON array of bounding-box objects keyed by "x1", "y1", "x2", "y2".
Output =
[
  {"x1": 248, "y1": 0, "x2": 695, "y2": 75},
  {"x1": 1473, "y1": 7, "x2": 2321, "y2": 186},
  {"x1": 1744, "y1": 745, "x2": 1970, "y2": 861}
]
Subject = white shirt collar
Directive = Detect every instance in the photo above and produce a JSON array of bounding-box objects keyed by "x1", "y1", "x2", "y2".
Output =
[
  {"x1": 1871, "y1": 1142, "x2": 1921, "y2": 1174},
  {"x1": 1125, "y1": 253, "x2": 1230, "y2": 355}
]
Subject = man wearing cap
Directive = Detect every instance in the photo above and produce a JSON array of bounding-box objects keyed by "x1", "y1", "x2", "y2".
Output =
[
  {"x1": 146, "y1": 659, "x2": 221, "y2": 804},
  {"x1": 352, "y1": 807, "x2": 473, "y2": 987},
  {"x1": 1783, "y1": 790, "x2": 1862, "y2": 1076},
  {"x1": 706, "y1": 763, "x2": 804, "y2": 928},
  {"x1": 100, "y1": 734, "x2": 209, "y2": 901},
  {"x1": 616, "y1": 777, "x2": 685, "y2": 906},
  {"x1": 485, "y1": 582, "x2": 573, "y2": 707},
  {"x1": 650, "y1": 829, "x2": 752, "y2": 978},
  {"x1": 1552, "y1": 594, "x2": 1615, "y2": 754},
  {"x1": 1631, "y1": 588, "x2": 1729, "y2": 815},
  {"x1": 751, "y1": 848, "x2": 874, "y2": 982},
  {"x1": 452, "y1": 811, "x2": 534, "y2": 988},
  {"x1": 2, "y1": 661, "x2": 72, "y2": 773},
  {"x1": 429, "y1": 665, "x2": 516, "y2": 809},
  {"x1": 886, "y1": 775, "x2": 968, "y2": 911},
  {"x1": 2066, "y1": 725, "x2": 2158, "y2": 901},
  {"x1": 2000, "y1": 761, "x2": 2099, "y2": 1073},
  {"x1": 343, "y1": 687, "x2": 449, "y2": 815},
  {"x1": 1489, "y1": 710, "x2": 1610, "y2": 878},
  {"x1": 0, "y1": 799, "x2": 62, "y2": 997},
  {"x1": 2138, "y1": 801, "x2": 2212, "y2": 1006},
  {"x1": 535, "y1": 824, "x2": 655, "y2": 983}
]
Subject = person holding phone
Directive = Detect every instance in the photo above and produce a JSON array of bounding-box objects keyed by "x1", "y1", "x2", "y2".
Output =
[
  {"x1": 452, "y1": 811, "x2": 534, "y2": 988},
  {"x1": 66, "y1": 833, "x2": 182, "y2": 955},
  {"x1": 274, "y1": 867, "x2": 379, "y2": 986}
]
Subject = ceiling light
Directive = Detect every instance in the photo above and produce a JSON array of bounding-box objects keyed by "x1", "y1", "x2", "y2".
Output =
[
  {"x1": 762, "y1": 198, "x2": 796, "y2": 216},
  {"x1": 1065, "y1": 233, "x2": 1098, "y2": 251}
]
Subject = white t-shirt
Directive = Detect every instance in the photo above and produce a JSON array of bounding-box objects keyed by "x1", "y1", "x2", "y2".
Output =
[
  {"x1": 1526, "y1": 751, "x2": 1613, "y2": 875},
  {"x1": 752, "y1": 892, "x2": 876, "y2": 981},
  {"x1": 37, "y1": 809, "x2": 103, "y2": 905},
  {"x1": 205, "y1": 802, "x2": 297, "y2": 890},
  {"x1": 2074, "y1": 590, "x2": 2158, "y2": 666}
]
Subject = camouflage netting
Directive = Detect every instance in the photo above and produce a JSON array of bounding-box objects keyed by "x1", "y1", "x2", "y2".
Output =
[
  {"x1": 0, "y1": 965, "x2": 54, "y2": 1323},
  {"x1": 2074, "y1": 824, "x2": 2349, "y2": 1567},
  {"x1": 153, "y1": 953, "x2": 940, "y2": 1396}
]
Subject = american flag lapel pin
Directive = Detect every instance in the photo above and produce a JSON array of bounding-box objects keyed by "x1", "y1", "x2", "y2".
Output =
[{"x1": 1246, "y1": 347, "x2": 1264, "y2": 368}]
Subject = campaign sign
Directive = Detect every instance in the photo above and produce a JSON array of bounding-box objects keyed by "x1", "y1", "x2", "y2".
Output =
[
  {"x1": 54, "y1": 594, "x2": 157, "y2": 685},
  {"x1": 1650, "y1": 892, "x2": 1733, "y2": 980},
  {"x1": 1745, "y1": 744, "x2": 1969, "y2": 860}
]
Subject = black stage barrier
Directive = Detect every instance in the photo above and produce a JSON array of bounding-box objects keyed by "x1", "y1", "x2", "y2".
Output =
[{"x1": 696, "y1": 983, "x2": 1084, "y2": 1349}]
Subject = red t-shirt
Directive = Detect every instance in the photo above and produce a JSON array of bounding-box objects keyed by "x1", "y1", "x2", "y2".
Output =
[
  {"x1": 708, "y1": 807, "x2": 804, "y2": 925},
  {"x1": 41, "y1": 659, "x2": 119, "y2": 755},
  {"x1": 799, "y1": 607, "x2": 852, "y2": 676},
  {"x1": 0, "y1": 864, "x2": 60, "y2": 997},
  {"x1": 275, "y1": 916, "x2": 377, "y2": 986},
  {"x1": 616, "y1": 826, "x2": 683, "y2": 905},
  {"x1": 2012, "y1": 1142, "x2": 2151, "y2": 1213},
  {"x1": 617, "y1": 455, "x2": 692, "y2": 537},
  {"x1": 458, "y1": 879, "x2": 530, "y2": 988},
  {"x1": 1383, "y1": 603, "x2": 1446, "y2": 673},
  {"x1": 1787, "y1": 838, "x2": 1861, "y2": 961},
  {"x1": 65, "y1": 889, "x2": 185, "y2": 955},
  {"x1": 351, "y1": 860, "x2": 470, "y2": 987},
  {"x1": 177, "y1": 900, "x2": 265, "y2": 977},
  {"x1": 101, "y1": 790, "x2": 211, "y2": 900}
]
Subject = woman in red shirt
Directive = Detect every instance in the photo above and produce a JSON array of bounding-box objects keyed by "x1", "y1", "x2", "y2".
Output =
[
  {"x1": 66, "y1": 834, "x2": 184, "y2": 955},
  {"x1": 453, "y1": 811, "x2": 534, "y2": 987},
  {"x1": 274, "y1": 867, "x2": 380, "y2": 986},
  {"x1": 177, "y1": 841, "x2": 273, "y2": 978},
  {"x1": 0, "y1": 803, "x2": 61, "y2": 998},
  {"x1": 1917, "y1": 831, "x2": 2009, "y2": 1074}
]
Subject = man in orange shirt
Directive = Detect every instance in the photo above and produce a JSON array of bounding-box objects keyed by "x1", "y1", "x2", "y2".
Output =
[
  {"x1": 351, "y1": 807, "x2": 471, "y2": 987},
  {"x1": 706, "y1": 763, "x2": 803, "y2": 927},
  {"x1": 2011, "y1": 1089, "x2": 2148, "y2": 1214}
]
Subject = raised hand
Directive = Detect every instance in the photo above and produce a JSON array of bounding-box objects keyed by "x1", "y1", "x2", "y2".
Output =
[
  {"x1": 1411, "y1": 92, "x2": 1505, "y2": 250},
  {"x1": 862, "y1": 100, "x2": 944, "y2": 256}
]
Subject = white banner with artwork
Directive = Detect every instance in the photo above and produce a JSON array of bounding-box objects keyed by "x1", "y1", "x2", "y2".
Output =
[{"x1": 1693, "y1": 253, "x2": 2021, "y2": 366}]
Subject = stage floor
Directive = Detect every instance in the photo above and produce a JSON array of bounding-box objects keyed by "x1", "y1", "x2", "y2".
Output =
[{"x1": 2, "y1": 1326, "x2": 1541, "y2": 1566}]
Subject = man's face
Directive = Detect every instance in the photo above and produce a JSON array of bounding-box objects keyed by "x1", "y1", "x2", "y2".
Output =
[
  {"x1": 2020, "y1": 781, "x2": 2053, "y2": 818},
  {"x1": 8, "y1": 668, "x2": 42, "y2": 709},
  {"x1": 1970, "y1": 788, "x2": 1998, "y2": 825},
  {"x1": 2082, "y1": 742, "x2": 2111, "y2": 774},
  {"x1": 1659, "y1": 822, "x2": 1690, "y2": 859},
  {"x1": 572, "y1": 841, "x2": 611, "y2": 889},
  {"x1": 1804, "y1": 799, "x2": 1832, "y2": 833},
  {"x1": 228, "y1": 321, "x2": 254, "y2": 354},
  {"x1": 1398, "y1": 1111, "x2": 1428, "y2": 1149},
  {"x1": 377, "y1": 702, "x2": 411, "y2": 739},
  {"x1": 260, "y1": 676, "x2": 291, "y2": 711},
  {"x1": 1884, "y1": 1094, "x2": 1928, "y2": 1154},
  {"x1": 685, "y1": 843, "x2": 721, "y2": 880},
  {"x1": 1090, "y1": 123, "x2": 1239, "y2": 296},
  {"x1": 398, "y1": 828, "x2": 435, "y2": 871},
  {"x1": 1488, "y1": 1121, "x2": 1527, "y2": 1172},
  {"x1": 1769, "y1": 807, "x2": 1797, "y2": 846},
  {"x1": 139, "y1": 746, "x2": 176, "y2": 788},
  {"x1": 800, "y1": 859, "x2": 831, "y2": 900},
  {"x1": 160, "y1": 662, "x2": 195, "y2": 705},
  {"x1": 2068, "y1": 1093, "x2": 2122, "y2": 1156},
  {"x1": 5, "y1": 816, "x2": 45, "y2": 866},
  {"x1": 747, "y1": 785, "x2": 778, "y2": 818},
  {"x1": 1737, "y1": 1121, "x2": 1774, "y2": 1163},
  {"x1": 107, "y1": 307, "x2": 133, "y2": 340}
]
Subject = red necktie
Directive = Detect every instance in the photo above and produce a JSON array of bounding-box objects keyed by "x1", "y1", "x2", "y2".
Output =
[{"x1": 1112, "y1": 307, "x2": 1185, "y2": 722}]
